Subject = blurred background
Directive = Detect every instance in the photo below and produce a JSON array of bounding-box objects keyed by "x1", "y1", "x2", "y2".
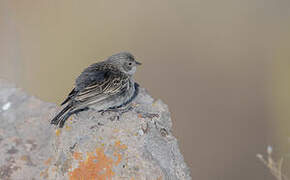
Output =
[{"x1": 1, "y1": 0, "x2": 290, "y2": 179}]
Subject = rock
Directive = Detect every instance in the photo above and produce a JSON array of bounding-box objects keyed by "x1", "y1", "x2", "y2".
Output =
[{"x1": 0, "y1": 79, "x2": 191, "y2": 180}]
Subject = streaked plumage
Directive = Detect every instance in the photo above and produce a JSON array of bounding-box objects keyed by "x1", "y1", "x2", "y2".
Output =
[{"x1": 51, "y1": 52, "x2": 141, "y2": 128}]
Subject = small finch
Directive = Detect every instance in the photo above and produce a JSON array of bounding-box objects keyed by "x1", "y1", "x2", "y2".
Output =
[{"x1": 51, "y1": 52, "x2": 141, "y2": 128}]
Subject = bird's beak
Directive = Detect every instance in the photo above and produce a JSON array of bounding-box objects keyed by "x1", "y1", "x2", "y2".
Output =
[{"x1": 135, "y1": 61, "x2": 142, "y2": 66}]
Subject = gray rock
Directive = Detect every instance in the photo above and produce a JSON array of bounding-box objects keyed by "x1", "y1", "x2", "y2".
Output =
[{"x1": 0, "y1": 79, "x2": 191, "y2": 180}]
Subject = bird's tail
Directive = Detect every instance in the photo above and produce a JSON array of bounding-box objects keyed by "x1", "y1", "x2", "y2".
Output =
[{"x1": 51, "y1": 104, "x2": 73, "y2": 127}]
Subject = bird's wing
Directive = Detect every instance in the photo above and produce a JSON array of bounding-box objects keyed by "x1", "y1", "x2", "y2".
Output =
[
  {"x1": 61, "y1": 88, "x2": 77, "y2": 105},
  {"x1": 61, "y1": 63, "x2": 129, "y2": 105}
]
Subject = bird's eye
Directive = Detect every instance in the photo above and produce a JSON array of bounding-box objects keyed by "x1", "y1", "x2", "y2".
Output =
[{"x1": 128, "y1": 62, "x2": 132, "y2": 66}]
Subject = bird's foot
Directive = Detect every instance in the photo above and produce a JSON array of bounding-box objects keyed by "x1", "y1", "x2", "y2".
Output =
[
  {"x1": 137, "y1": 112, "x2": 159, "y2": 119},
  {"x1": 100, "y1": 105, "x2": 134, "y2": 121}
]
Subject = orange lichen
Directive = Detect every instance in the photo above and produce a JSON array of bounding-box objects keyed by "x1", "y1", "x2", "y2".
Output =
[
  {"x1": 44, "y1": 157, "x2": 52, "y2": 166},
  {"x1": 65, "y1": 125, "x2": 72, "y2": 130},
  {"x1": 69, "y1": 148, "x2": 114, "y2": 180},
  {"x1": 114, "y1": 140, "x2": 127, "y2": 150},
  {"x1": 40, "y1": 168, "x2": 49, "y2": 178},
  {"x1": 73, "y1": 152, "x2": 83, "y2": 161},
  {"x1": 113, "y1": 151, "x2": 122, "y2": 165},
  {"x1": 20, "y1": 155, "x2": 28, "y2": 161},
  {"x1": 55, "y1": 129, "x2": 61, "y2": 136},
  {"x1": 69, "y1": 141, "x2": 127, "y2": 180}
]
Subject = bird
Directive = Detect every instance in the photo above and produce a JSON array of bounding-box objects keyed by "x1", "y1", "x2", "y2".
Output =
[{"x1": 50, "y1": 52, "x2": 142, "y2": 128}]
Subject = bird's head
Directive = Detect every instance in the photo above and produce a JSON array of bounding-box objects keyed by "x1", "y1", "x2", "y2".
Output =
[{"x1": 107, "y1": 52, "x2": 141, "y2": 76}]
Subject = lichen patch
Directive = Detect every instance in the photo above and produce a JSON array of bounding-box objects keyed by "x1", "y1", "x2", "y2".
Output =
[{"x1": 69, "y1": 141, "x2": 127, "y2": 180}]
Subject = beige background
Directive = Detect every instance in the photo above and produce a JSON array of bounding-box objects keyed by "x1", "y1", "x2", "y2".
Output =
[{"x1": 1, "y1": 0, "x2": 290, "y2": 179}]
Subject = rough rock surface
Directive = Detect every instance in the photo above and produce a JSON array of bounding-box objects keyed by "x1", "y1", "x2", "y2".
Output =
[{"x1": 0, "y1": 79, "x2": 191, "y2": 180}]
